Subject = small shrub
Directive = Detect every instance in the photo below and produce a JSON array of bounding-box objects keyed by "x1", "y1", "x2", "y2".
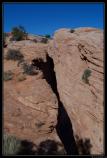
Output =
[
  {"x1": 36, "y1": 140, "x2": 66, "y2": 155},
  {"x1": 4, "y1": 70, "x2": 14, "y2": 81},
  {"x1": 32, "y1": 39, "x2": 37, "y2": 43},
  {"x1": 6, "y1": 49, "x2": 24, "y2": 61},
  {"x1": 17, "y1": 59, "x2": 25, "y2": 67},
  {"x1": 22, "y1": 63, "x2": 38, "y2": 75},
  {"x1": 3, "y1": 134, "x2": 22, "y2": 155},
  {"x1": 70, "y1": 29, "x2": 75, "y2": 33},
  {"x1": 82, "y1": 69, "x2": 92, "y2": 84},
  {"x1": 17, "y1": 74, "x2": 26, "y2": 81},
  {"x1": 11, "y1": 26, "x2": 27, "y2": 41},
  {"x1": 41, "y1": 38, "x2": 48, "y2": 43},
  {"x1": 45, "y1": 34, "x2": 51, "y2": 39}
]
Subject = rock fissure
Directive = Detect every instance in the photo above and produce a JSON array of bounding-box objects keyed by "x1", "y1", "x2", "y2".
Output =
[{"x1": 31, "y1": 54, "x2": 79, "y2": 154}]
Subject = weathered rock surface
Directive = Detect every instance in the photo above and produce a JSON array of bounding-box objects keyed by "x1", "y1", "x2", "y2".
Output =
[
  {"x1": 48, "y1": 27, "x2": 104, "y2": 154},
  {"x1": 4, "y1": 27, "x2": 104, "y2": 154},
  {"x1": 28, "y1": 34, "x2": 49, "y2": 43},
  {"x1": 3, "y1": 41, "x2": 63, "y2": 149},
  {"x1": 6, "y1": 42, "x2": 48, "y2": 61}
]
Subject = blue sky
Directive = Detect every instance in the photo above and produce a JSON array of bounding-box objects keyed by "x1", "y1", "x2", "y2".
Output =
[{"x1": 3, "y1": 3, "x2": 104, "y2": 36}]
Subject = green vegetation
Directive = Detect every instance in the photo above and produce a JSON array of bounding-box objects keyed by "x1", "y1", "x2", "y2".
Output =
[
  {"x1": 22, "y1": 62, "x2": 38, "y2": 75},
  {"x1": 3, "y1": 134, "x2": 22, "y2": 155},
  {"x1": 11, "y1": 26, "x2": 27, "y2": 41},
  {"x1": 3, "y1": 134, "x2": 66, "y2": 155},
  {"x1": 70, "y1": 29, "x2": 75, "y2": 33},
  {"x1": 4, "y1": 70, "x2": 14, "y2": 81},
  {"x1": 17, "y1": 74, "x2": 26, "y2": 81},
  {"x1": 45, "y1": 34, "x2": 51, "y2": 39},
  {"x1": 82, "y1": 69, "x2": 92, "y2": 84},
  {"x1": 6, "y1": 49, "x2": 24, "y2": 61}
]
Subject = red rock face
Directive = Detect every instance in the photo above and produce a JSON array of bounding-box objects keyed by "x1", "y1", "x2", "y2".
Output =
[
  {"x1": 48, "y1": 27, "x2": 104, "y2": 154},
  {"x1": 3, "y1": 41, "x2": 64, "y2": 153},
  {"x1": 3, "y1": 27, "x2": 104, "y2": 155}
]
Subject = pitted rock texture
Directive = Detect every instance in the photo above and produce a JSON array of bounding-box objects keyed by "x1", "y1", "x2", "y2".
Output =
[{"x1": 48, "y1": 27, "x2": 104, "y2": 154}]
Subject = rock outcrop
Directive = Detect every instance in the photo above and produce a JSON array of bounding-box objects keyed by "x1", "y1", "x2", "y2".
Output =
[
  {"x1": 3, "y1": 41, "x2": 64, "y2": 151},
  {"x1": 4, "y1": 27, "x2": 104, "y2": 155},
  {"x1": 48, "y1": 27, "x2": 104, "y2": 154}
]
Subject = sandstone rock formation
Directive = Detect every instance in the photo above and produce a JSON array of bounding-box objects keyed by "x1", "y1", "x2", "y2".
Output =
[
  {"x1": 3, "y1": 27, "x2": 104, "y2": 155},
  {"x1": 3, "y1": 41, "x2": 64, "y2": 153},
  {"x1": 48, "y1": 27, "x2": 104, "y2": 154}
]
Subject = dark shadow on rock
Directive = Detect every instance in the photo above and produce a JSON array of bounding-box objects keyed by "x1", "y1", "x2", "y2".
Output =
[
  {"x1": 31, "y1": 54, "x2": 59, "y2": 97},
  {"x1": 17, "y1": 140, "x2": 36, "y2": 155},
  {"x1": 17, "y1": 139, "x2": 65, "y2": 155},
  {"x1": 36, "y1": 139, "x2": 65, "y2": 155},
  {"x1": 56, "y1": 102, "x2": 79, "y2": 155},
  {"x1": 31, "y1": 54, "x2": 79, "y2": 155},
  {"x1": 16, "y1": 137, "x2": 92, "y2": 155},
  {"x1": 75, "y1": 135, "x2": 92, "y2": 155}
]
